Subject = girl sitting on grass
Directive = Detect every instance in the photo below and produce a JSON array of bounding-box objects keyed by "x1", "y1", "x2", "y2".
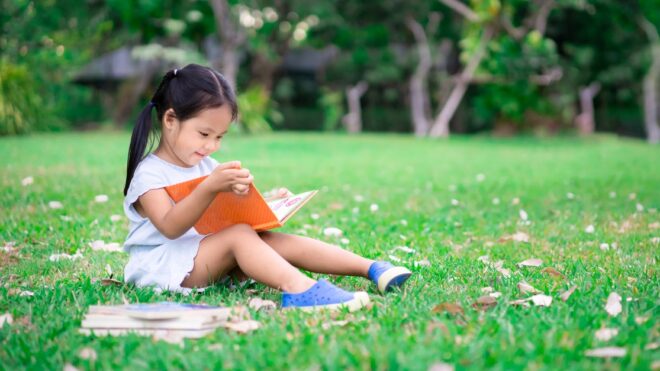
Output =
[{"x1": 122, "y1": 64, "x2": 412, "y2": 311}]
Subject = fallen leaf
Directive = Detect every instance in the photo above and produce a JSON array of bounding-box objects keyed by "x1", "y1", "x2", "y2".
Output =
[
  {"x1": 429, "y1": 362, "x2": 454, "y2": 371},
  {"x1": 585, "y1": 225, "x2": 595, "y2": 234},
  {"x1": 541, "y1": 267, "x2": 564, "y2": 278},
  {"x1": 110, "y1": 214, "x2": 123, "y2": 222},
  {"x1": 19, "y1": 290, "x2": 34, "y2": 297},
  {"x1": 63, "y1": 363, "x2": 79, "y2": 371},
  {"x1": 21, "y1": 176, "x2": 34, "y2": 186},
  {"x1": 645, "y1": 342, "x2": 659, "y2": 351},
  {"x1": 48, "y1": 201, "x2": 63, "y2": 209},
  {"x1": 519, "y1": 209, "x2": 528, "y2": 221},
  {"x1": 370, "y1": 203, "x2": 379, "y2": 212},
  {"x1": 605, "y1": 292, "x2": 622, "y2": 317},
  {"x1": 0, "y1": 313, "x2": 13, "y2": 326},
  {"x1": 100, "y1": 278, "x2": 123, "y2": 287},
  {"x1": 481, "y1": 287, "x2": 494, "y2": 294},
  {"x1": 635, "y1": 316, "x2": 650, "y2": 325},
  {"x1": 94, "y1": 195, "x2": 109, "y2": 203},
  {"x1": 585, "y1": 347, "x2": 626, "y2": 358},
  {"x1": 595, "y1": 328, "x2": 618, "y2": 341},
  {"x1": 78, "y1": 347, "x2": 97, "y2": 361},
  {"x1": 530, "y1": 294, "x2": 553, "y2": 307},
  {"x1": 248, "y1": 298, "x2": 277, "y2": 312},
  {"x1": 89, "y1": 240, "x2": 122, "y2": 252},
  {"x1": 499, "y1": 232, "x2": 530, "y2": 243},
  {"x1": 560, "y1": 286, "x2": 577, "y2": 301},
  {"x1": 518, "y1": 258, "x2": 542, "y2": 267},
  {"x1": 432, "y1": 303, "x2": 464, "y2": 316},
  {"x1": 322, "y1": 227, "x2": 342, "y2": 237},
  {"x1": 509, "y1": 298, "x2": 531, "y2": 307},
  {"x1": 321, "y1": 319, "x2": 350, "y2": 330},
  {"x1": 472, "y1": 296, "x2": 497, "y2": 311},
  {"x1": 224, "y1": 320, "x2": 261, "y2": 334},
  {"x1": 414, "y1": 259, "x2": 431, "y2": 267},
  {"x1": 517, "y1": 282, "x2": 541, "y2": 294}
]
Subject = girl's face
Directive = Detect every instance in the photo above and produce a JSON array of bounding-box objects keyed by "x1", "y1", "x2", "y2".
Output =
[{"x1": 160, "y1": 105, "x2": 233, "y2": 167}]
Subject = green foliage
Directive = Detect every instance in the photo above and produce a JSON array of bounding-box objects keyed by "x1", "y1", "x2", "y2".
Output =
[
  {"x1": 318, "y1": 88, "x2": 344, "y2": 131},
  {"x1": 236, "y1": 86, "x2": 281, "y2": 133},
  {"x1": 0, "y1": 60, "x2": 48, "y2": 135}
]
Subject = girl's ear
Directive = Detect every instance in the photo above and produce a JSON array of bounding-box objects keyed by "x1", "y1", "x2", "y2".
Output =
[{"x1": 163, "y1": 108, "x2": 179, "y2": 131}]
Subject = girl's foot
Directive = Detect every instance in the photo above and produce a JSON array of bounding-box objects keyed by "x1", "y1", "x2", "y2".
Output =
[
  {"x1": 281, "y1": 279, "x2": 370, "y2": 312},
  {"x1": 368, "y1": 261, "x2": 412, "y2": 293}
]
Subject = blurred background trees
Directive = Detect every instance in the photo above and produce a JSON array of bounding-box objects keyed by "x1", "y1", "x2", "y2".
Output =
[{"x1": 1, "y1": 0, "x2": 658, "y2": 142}]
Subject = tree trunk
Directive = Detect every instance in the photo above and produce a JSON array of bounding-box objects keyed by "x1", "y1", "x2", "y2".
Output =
[
  {"x1": 342, "y1": 81, "x2": 368, "y2": 133},
  {"x1": 406, "y1": 17, "x2": 433, "y2": 136},
  {"x1": 575, "y1": 82, "x2": 600, "y2": 135},
  {"x1": 209, "y1": 0, "x2": 244, "y2": 90},
  {"x1": 640, "y1": 17, "x2": 660, "y2": 144},
  {"x1": 113, "y1": 60, "x2": 159, "y2": 128},
  {"x1": 429, "y1": 26, "x2": 494, "y2": 137}
]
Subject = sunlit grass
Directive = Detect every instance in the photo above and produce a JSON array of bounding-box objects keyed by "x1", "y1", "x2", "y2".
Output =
[{"x1": 1, "y1": 132, "x2": 658, "y2": 369}]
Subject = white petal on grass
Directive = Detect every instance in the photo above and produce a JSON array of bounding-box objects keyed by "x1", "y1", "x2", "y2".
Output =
[
  {"x1": 609, "y1": 191, "x2": 616, "y2": 198},
  {"x1": 340, "y1": 238, "x2": 350, "y2": 245},
  {"x1": 21, "y1": 176, "x2": 34, "y2": 186},
  {"x1": 354, "y1": 194, "x2": 364, "y2": 202},
  {"x1": 89, "y1": 240, "x2": 122, "y2": 252},
  {"x1": 530, "y1": 294, "x2": 553, "y2": 307},
  {"x1": 224, "y1": 320, "x2": 261, "y2": 334},
  {"x1": 489, "y1": 292, "x2": 502, "y2": 298},
  {"x1": 605, "y1": 292, "x2": 622, "y2": 317},
  {"x1": 78, "y1": 347, "x2": 98, "y2": 361},
  {"x1": 519, "y1": 209, "x2": 528, "y2": 221},
  {"x1": 566, "y1": 192, "x2": 575, "y2": 199},
  {"x1": 2, "y1": 242, "x2": 15, "y2": 253},
  {"x1": 414, "y1": 259, "x2": 431, "y2": 267},
  {"x1": 428, "y1": 362, "x2": 454, "y2": 371},
  {"x1": 599, "y1": 243, "x2": 610, "y2": 251},
  {"x1": 110, "y1": 214, "x2": 122, "y2": 222},
  {"x1": 628, "y1": 193, "x2": 636, "y2": 200},
  {"x1": 595, "y1": 328, "x2": 619, "y2": 341},
  {"x1": 63, "y1": 363, "x2": 79, "y2": 371},
  {"x1": 645, "y1": 342, "x2": 660, "y2": 351},
  {"x1": 585, "y1": 225, "x2": 595, "y2": 234},
  {"x1": 248, "y1": 298, "x2": 277, "y2": 312},
  {"x1": 477, "y1": 255, "x2": 490, "y2": 264},
  {"x1": 19, "y1": 290, "x2": 34, "y2": 297},
  {"x1": 94, "y1": 194, "x2": 109, "y2": 203},
  {"x1": 400, "y1": 219, "x2": 408, "y2": 226},
  {"x1": 388, "y1": 254, "x2": 402, "y2": 263},
  {"x1": 448, "y1": 184, "x2": 457, "y2": 192},
  {"x1": 0, "y1": 313, "x2": 12, "y2": 326},
  {"x1": 392, "y1": 246, "x2": 415, "y2": 254},
  {"x1": 322, "y1": 227, "x2": 343, "y2": 237},
  {"x1": 512, "y1": 197, "x2": 520, "y2": 205},
  {"x1": 517, "y1": 282, "x2": 541, "y2": 294},
  {"x1": 518, "y1": 258, "x2": 542, "y2": 267},
  {"x1": 48, "y1": 201, "x2": 63, "y2": 209},
  {"x1": 560, "y1": 285, "x2": 577, "y2": 301},
  {"x1": 105, "y1": 264, "x2": 113, "y2": 276},
  {"x1": 585, "y1": 347, "x2": 626, "y2": 358},
  {"x1": 481, "y1": 287, "x2": 494, "y2": 294},
  {"x1": 651, "y1": 237, "x2": 660, "y2": 245},
  {"x1": 451, "y1": 199, "x2": 459, "y2": 206},
  {"x1": 49, "y1": 251, "x2": 83, "y2": 262},
  {"x1": 370, "y1": 203, "x2": 379, "y2": 212},
  {"x1": 311, "y1": 213, "x2": 320, "y2": 220},
  {"x1": 476, "y1": 173, "x2": 486, "y2": 182},
  {"x1": 636, "y1": 203, "x2": 644, "y2": 212},
  {"x1": 60, "y1": 216, "x2": 72, "y2": 222},
  {"x1": 492, "y1": 197, "x2": 500, "y2": 205}
]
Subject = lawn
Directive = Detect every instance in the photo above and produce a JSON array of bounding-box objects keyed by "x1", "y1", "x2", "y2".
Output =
[{"x1": 0, "y1": 132, "x2": 658, "y2": 370}]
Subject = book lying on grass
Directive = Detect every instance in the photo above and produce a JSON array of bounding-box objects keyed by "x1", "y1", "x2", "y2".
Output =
[
  {"x1": 164, "y1": 176, "x2": 318, "y2": 234},
  {"x1": 80, "y1": 302, "x2": 232, "y2": 338}
]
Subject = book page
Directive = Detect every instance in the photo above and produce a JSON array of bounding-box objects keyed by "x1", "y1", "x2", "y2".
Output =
[{"x1": 267, "y1": 191, "x2": 317, "y2": 222}]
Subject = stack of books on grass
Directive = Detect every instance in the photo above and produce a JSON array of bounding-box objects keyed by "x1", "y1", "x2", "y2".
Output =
[{"x1": 80, "y1": 302, "x2": 233, "y2": 338}]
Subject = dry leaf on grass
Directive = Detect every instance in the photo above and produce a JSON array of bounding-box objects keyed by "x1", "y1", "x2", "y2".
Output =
[
  {"x1": 248, "y1": 298, "x2": 277, "y2": 312},
  {"x1": 78, "y1": 347, "x2": 97, "y2": 361},
  {"x1": 224, "y1": 320, "x2": 261, "y2": 334},
  {"x1": 594, "y1": 328, "x2": 618, "y2": 341},
  {"x1": 0, "y1": 313, "x2": 13, "y2": 326},
  {"x1": 646, "y1": 342, "x2": 659, "y2": 351},
  {"x1": 432, "y1": 303, "x2": 464, "y2": 316},
  {"x1": 21, "y1": 176, "x2": 34, "y2": 186},
  {"x1": 48, "y1": 201, "x2": 63, "y2": 209},
  {"x1": 100, "y1": 278, "x2": 123, "y2": 287},
  {"x1": 517, "y1": 258, "x2": 542, "y2": 267},
  {"x1": 19, "y1": 290, "x2": 34, "y2": 297},
  {"x1": 63, "y1": 363, "x2": 79, "y2": 371},
  {"x1": 605, "y1": 292, "x2": 622, "y2": 317},
  {"x1": 322, "y1": 227, "x2": 343, "y2": 237},
  {"x1": 89, "y1": 240, "x2": 122, "y2": 252},
  {"x1": 321, "y1": 319, "x2": 354, "y2": 330},
  {"x1": 560, "y1": 286, "x2": 577, "y2": 301},
  {"x1": 541, "y1": 267, "x2": 564, "y2": 278},
  {"x1": 472, "y1": 296, "x2": 497, "y2": 311},
  {"x1": 530, "y1": 294, "x2": 553, "y2": 307},
  {"x1": 584, "y1": 347, "x2": 626, "y2": 358},
  {"x1": 499, "y1": 232, "x2": 530, "y2": 243},
  {"x1": 428, "y1": 362, "x2": 454, "y2": 371},
  {"x1": 517, "y1": 282, "x2": 541, "y2": 294}
]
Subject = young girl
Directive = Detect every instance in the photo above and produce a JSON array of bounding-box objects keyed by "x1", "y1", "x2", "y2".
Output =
[{"x1": 122, "y1": 64, "x2": 412, "y2": 311}]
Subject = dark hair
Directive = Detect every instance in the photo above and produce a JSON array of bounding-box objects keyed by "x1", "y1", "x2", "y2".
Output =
[{"x1": 123, "y1": 64, "x2": 238, "y2": 195}]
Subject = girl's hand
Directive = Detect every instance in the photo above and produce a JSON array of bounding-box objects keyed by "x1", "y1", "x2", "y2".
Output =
[
  {"x1": 264, "y1": 187, "x2": 293, "y2": 201},
  {"x1": 204, "y1": 161, "x2": 253, "y2": 195}
]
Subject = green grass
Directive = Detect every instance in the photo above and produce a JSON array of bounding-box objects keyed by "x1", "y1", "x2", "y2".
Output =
[{"x1": 0, "y1": 132, "x2": 658, "y2": 370}]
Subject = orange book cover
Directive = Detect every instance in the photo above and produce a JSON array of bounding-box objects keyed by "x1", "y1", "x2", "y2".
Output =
[{"x1": 164, "y1": 175, "x2": 317, "y2": 234}]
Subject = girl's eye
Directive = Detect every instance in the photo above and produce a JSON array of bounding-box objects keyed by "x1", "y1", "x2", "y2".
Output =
[
  {"x1": 199, "y1": 132, "x2": 209, "y2": 137},
  {"x1": 216, "y1": 136, "x2": 223, "y2": 140}
]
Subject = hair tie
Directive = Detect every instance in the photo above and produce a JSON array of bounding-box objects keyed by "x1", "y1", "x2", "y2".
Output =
[{"x1": 174, "y1": 68, "x2": 178, "y2": 76}]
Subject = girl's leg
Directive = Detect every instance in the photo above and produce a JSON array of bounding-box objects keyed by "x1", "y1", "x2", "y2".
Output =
[
  {"x1": 181, "y1": 224, "x2": 316, "y2": 292},
  {"x1": 258, "y1": 231, "x2": 374, "y2": 277}
]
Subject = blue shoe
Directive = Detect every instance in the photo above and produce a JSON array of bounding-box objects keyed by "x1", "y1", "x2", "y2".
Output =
[
  {"x1": 281, "y1": 279, "x2": 369, "y2": 312},
  {"x1": 368, "y1": 261, "x2": 412, "y2": 293}
]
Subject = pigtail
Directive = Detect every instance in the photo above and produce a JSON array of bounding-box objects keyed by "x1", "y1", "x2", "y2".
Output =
[{"x1": 123, "y1": 102, "x2": 155, "y2": 195}]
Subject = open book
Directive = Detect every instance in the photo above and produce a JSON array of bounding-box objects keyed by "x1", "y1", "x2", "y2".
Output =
[{"x1": 164, "y1": 175, "x2": 317, "y2": 234}]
